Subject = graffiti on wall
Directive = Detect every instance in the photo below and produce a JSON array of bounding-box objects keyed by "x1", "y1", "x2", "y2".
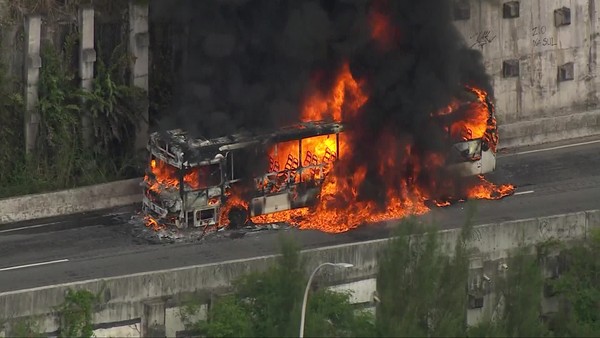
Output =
[
  {"x1": 532, "y1": 25, "x2": 558, "y2": 47},
  {"x1": 469, "y1": 30, "x2": 496, "y2": 49}
]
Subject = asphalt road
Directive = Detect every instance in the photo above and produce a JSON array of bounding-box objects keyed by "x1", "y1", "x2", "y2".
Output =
[{"x1": 1, "y1": 137, "x2": 599, "y2": 292}]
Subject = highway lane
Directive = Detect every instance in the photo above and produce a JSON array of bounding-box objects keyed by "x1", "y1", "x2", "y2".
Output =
[{"x1": 0, "y1": 137, "x2": 599, "y2": 292}]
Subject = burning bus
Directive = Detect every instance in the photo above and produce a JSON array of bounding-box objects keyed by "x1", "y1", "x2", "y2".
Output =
[
  {"x1": 143, "y1": 121, "x2": 344, "y2": 230},
  {"x1": 142, "y1": 87, "x2": 500, "y2": 231}
]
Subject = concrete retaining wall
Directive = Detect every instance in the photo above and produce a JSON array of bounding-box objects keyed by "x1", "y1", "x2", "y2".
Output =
[
  {"x1": 0, "y1": 209, "x2": 598, "y2": 336},
  {"x1": 498, "y1": 109, "x2": 600, "y2": 149},
  {"x1": 0, "y1": 178, "x2": 142, "y2": 225},
  {"x1": 2, "y1": 0, "x2": 600, "y2": 227},
  {"x1": 454, "y1": 0, "x2": 600, "y2": 148}
]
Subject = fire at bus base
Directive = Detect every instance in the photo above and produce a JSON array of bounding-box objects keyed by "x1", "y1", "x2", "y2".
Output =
[{"x1": 142, "y1": 63, "x2": 515, "y2": 234}]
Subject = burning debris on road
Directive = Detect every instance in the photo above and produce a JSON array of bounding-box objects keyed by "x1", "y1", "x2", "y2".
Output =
[{"x1": 144, "y1": 0, "x2": 515, "y2": 235}]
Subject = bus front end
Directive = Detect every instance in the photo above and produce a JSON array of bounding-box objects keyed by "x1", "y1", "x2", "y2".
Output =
[{"x1": 143, "y1": 130, "x2": 225, "y2": 230}]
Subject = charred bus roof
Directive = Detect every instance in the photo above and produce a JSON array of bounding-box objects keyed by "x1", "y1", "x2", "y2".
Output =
[{"x1": 148, "y1": 120, "x2": 345, "y2": 168}]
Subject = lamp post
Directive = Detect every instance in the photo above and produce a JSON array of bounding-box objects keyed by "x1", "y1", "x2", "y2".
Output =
[{"x1": 299, "y1": 262, "x2": 354, "y2": 338}]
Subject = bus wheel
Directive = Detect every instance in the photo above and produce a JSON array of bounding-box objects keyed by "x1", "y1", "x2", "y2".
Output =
[{"x1": 228, "y1": 206, "x2": 248, "y2": 229}]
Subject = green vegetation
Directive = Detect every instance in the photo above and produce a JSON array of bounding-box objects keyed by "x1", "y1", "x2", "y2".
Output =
[
  {"x1": 55, "y1": 289, "x2": 100, "y2": 338},
  {"x1": 375, "y1": 214, "x2": 472, "y2": 337},
  {"x1": 0, "y1": 3, "x2": 148, "y2": 198},
  {"x1": 10, "y1": 318, "x2": 45, "y2": 338},
  {"x1": 5, "y1": 288, "x2": 100, "y2": 337},
  {"x1": 4, "y1": 218, "x2": 599, "y2": 337},
  {"x1": 550, "y1": 229, "x2": 600, "y2": 336},
  {"x1": 182, "y1": 213, "x2": 600, "y2": 338},
  {"x1": 179, "y1": 237, "x2": 375, "y2": 337},
  {"x1": 468, "y1": 247, "x2": 549, "y2": 337}
]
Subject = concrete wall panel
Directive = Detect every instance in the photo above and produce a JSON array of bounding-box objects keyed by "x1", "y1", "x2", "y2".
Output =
[
  {"x1": 0, "y1": 178, "x2": 142, "y2": 225},
  {"x1": 328, "y1": 278, "x2": 377, "y2": 304},
  {"x1": 1, "y1": 209, "x2": 598, "y2": 334},
  {"x1": 93, "y1": 323, "x2": 141, "y2": 338},
  {"x1": 165, "y1": 305, "x2": 207, "y2": 338},
  {"x1": 455, "y1": 0, "x2": 600, "y2": 147}
]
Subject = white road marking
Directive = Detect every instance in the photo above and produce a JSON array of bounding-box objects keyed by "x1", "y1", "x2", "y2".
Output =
[
  {"x1": 507, "y1": 139, "x2": 600, "y2": 156},
  {"x1": 0, "y1": 259, "x2": 69, "y2": 272},
  {"x1": 514, "y1": 190, "x2": 534, "y2": 196},
  {"x1": 0, "y1": 212, "x2": 130, "y2": 234},
  {"x1": 0, "y1": 221, "x2": 62, "y2": 234}
]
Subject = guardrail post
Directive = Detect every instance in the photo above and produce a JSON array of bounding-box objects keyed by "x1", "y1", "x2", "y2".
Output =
[
  {"x1": 79, "y1": 5, "x2": 96, "y2": 148},
  {"x1": 129, "y1": 0, "x2": 150, "y2": 151},
  {"x1": 23, "y1": 15, "x2": 42, "y2": 155}
]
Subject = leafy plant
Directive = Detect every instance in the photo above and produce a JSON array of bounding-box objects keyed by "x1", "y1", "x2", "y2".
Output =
[
  {"x1": 80, "y1": 43, "x2": 147, "y2": 160},
  {"x1": 374, "y1": 206, "x2": 475, "y2": 337},
  {"x1": 549, "y1": 229, "x2": 600, "y2": 336},
  {"x1": 10, "y1": 318, "x2": 45, "y2": 338},
  {"x1": 55, "y1": 288, "x2": 100, "y2": 338},
  {"x1": 0, "y1": 13, "x2": 146, "y2": 198},
  {"x1": 37, "y1": 40, "x2": 82, "y2": 187},
  {"x1": 182, "y1": 236, "x2": 374, "y2": 337},
  {"x1": 0, "y1": 60, "x2": 25, "y2": 186}
]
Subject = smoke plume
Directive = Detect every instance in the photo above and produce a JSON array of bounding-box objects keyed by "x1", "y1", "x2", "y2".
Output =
[{"x1": 151, "y1": 0, "x2": 493, "y2": 201}]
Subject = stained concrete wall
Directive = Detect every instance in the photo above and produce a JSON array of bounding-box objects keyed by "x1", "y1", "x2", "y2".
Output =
[
  {"x1": 0, "y1": 178, "x2": 141, "y2": 225},
  {"x1": 0, "y1": 209, "x2": 598, "y2": 337},
  {"x1": 454, "y1": 0, "x2": 600, "y2": 148}
]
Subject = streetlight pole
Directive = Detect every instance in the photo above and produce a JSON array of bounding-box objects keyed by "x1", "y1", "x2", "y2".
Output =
[{"x1": 299, "y1": 262, "x2": 354, "y2": 338}]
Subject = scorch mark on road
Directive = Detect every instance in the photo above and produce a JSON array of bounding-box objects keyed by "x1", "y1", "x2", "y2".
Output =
[{"x1": 0, "y1": 259, "x2": 69, "y2": 272}]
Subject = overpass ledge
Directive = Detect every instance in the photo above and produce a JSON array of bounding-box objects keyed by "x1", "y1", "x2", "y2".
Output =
[
  {"x1": 142, "y1": 300, "x2": 166, "y2": 338},
  {"x1": 586, "y1": 209, "x2": 600, "y2": 233},
  {"x1": 0, "y1": 210, "x2": 599, "y2": 335}
]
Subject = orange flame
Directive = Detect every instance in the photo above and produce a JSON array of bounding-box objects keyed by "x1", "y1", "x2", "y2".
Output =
[
  {"x1": 301, "y1": 63, "x2": 367, "y2": 123},
  {"x1": 369, "y1": 1, "x2": 401, "y2": 49},
  {"x1": 144, "y1": 215, "x2": 164, "y2": 231},
  {"x1": 249, "y1": 64, "x2": 514, "y2": 233},
  {"x1": 145, "y1": 62, "x2": 514, "y2": 233},
  {"x1": 219, "y1": 189, "x2": 249, "y2": 227},
  {"x1": 145, "y1": 159, "x2": 179, "y2": 193},
  {"x1": 467, "y1": 175, "x2": 515, "y2": 200},
  {"x1": 145, "y1": 158, "x2": 216, "y2": 193}
]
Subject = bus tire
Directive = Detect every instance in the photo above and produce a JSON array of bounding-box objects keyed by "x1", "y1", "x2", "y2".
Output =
[{"x1": 228, "y1": 206, "x2": 248, "y2": 229}]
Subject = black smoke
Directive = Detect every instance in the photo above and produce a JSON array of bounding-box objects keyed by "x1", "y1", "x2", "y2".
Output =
[
  {"x1": 151, "y1": 0, "x2": 369, "y2": 138},
  {"x1": 151, "y1": 0, "x2": 493, "y2": 202}
]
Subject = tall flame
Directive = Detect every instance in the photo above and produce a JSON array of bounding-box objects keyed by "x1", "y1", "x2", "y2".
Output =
[
  {"x1": 143, "y1": 1, "x2": 514, "y2": 235},
  {"x1": 144, "y1": 158, "x2": 216, "y2": 193},
  {"x1": 251, "y1": 63, "x2": 514, "y2": 233}
]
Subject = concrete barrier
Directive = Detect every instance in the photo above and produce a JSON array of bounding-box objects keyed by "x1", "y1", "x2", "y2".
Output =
[
  {"x1": 498, "y1": 109, "x2": 600, "y2": 149},
  {"x1": 1, "y1": 112, "x2": 598, "y2": 225},
  {"x1": 0, "y1": 178, "x2": 142, "y2": 224},
  {"x1": 0, "y1": 210, "x2": 597, "y2": 336}
]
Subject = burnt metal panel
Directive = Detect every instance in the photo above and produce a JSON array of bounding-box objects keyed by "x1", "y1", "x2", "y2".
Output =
[{"x1": 149, "y1": 121, "x2": 344, "y2": 165}]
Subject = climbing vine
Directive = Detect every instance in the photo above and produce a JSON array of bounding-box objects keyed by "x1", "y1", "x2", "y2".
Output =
[
  {"x1": 9, "y1": 318, "x2": 44, "y2": 337},
  {"x1": 55, "y1": 288, "x2": 100, "y2": 338},
  {"x1": 0, "y1": 1, "x2": 148, "y2": 198},
  {"x1": 0, "y1": 59, "x2": 24, "y2": 190}
]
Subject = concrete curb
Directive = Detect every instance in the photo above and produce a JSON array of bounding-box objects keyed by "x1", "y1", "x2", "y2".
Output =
[
  {"x1": 0, "y1": 178, "x2": 142, "y2": 225},
  {"x1": 499, "y1": 109, "x2": 600, "y2": 149}
]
